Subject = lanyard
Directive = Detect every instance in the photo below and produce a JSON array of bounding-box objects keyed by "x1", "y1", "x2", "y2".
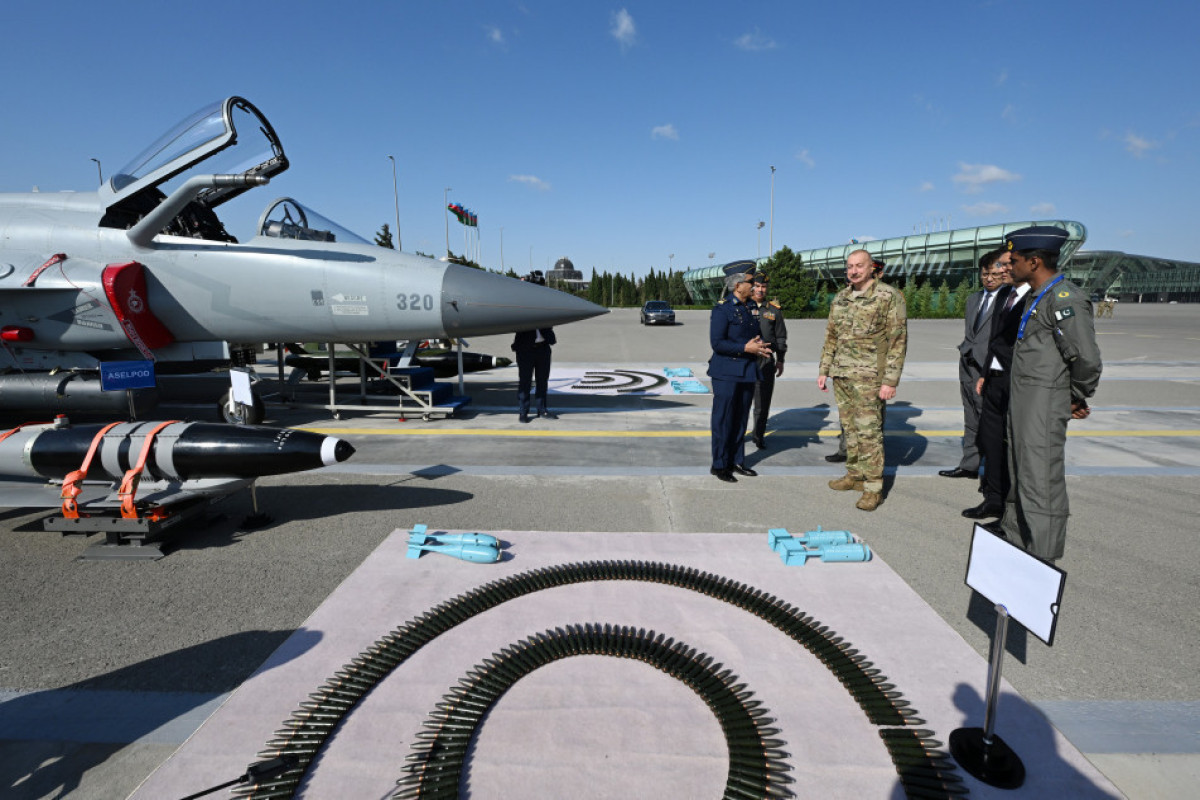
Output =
[{"x1": 1017, "y1": 275, "x2": 1065, "y2": 341}]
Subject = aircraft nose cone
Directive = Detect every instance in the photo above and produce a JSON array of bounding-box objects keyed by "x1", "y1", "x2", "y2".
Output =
[
  {"x1": 322, "y1": 437, "x2": 356, "y2": 466},
  {"x1": 440, "y1": 264, "x2": 607, "y2": 336}
]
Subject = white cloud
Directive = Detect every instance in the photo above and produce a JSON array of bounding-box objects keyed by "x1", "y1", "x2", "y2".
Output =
[
  {"x1": 1030, "y1": 202, "x2": 1056, "y2": 215},
  {"x1": 795, "y1": 148, "x2": 814, "y2": 168},
  {"x1": 734, "y1": 28, "x2": 777, "y2": 51},
  {"x1": 963, "y1": 201, "x2": 1008, "y2": 216},
  {"x1": 611, "y1": 8, "x2": 636, "y2": 49},
  {"x1": 1124, "y1": 132, "x2": 1157, "y2": 158},
  {"x1": 651, "y1": 124, "x2": 678, "y2": 141},
  {"x1": 1001, "y1": 104, "x2": 1015, "y2": 121},
  {"x1": 509, "y1": 174, "x2": 551, "y2": 191},
  {"x1": 486, "y1": 26, "x2": 504, "y2": 45},
  {"x1": 918, "y1": 181, "x2": 935, "y2": 192},
  {"x1": 952, "y1": 163, "x2": 1020, "y2": 194},
  {"x1": 996, "y1": 70, "x2": 1008, "y2": 86}
]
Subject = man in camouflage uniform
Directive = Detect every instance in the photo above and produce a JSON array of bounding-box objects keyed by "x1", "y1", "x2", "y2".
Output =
[
  {"x1": 998, "y1": 226, "x2": 1102, "y2": 560},
  {"x1": 748, "y1": 273, "x2": 787, "y2": 449},
  {"x1": 817, "y1": 250, "x2": 907, "y2": 511}
]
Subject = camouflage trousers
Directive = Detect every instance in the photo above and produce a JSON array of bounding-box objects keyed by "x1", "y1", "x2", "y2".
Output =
[{"x1": 832, "y1": 377, "x2": 885, "y2": 492}]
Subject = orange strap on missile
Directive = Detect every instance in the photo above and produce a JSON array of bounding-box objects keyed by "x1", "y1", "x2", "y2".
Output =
[
  {"x1": 61, "y1": 421, "x2": 123, "y2": 519},
  {"x1": 0, "y1": 421, "x2": 52, "y2": 444},
  {"x1": 118, "y1": 421, "x2": 178, "y2": 519}
]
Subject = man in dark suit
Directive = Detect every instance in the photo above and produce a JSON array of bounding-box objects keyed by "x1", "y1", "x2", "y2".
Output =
[
  {"x1": 708, "y1": 271, "x2": 772, "y2": 482},
  {"x1": 940, "y1": 250, "x2": 1004, "y2": 479},
  {"x1": 511, "y1": 272, "x2": 557, "y2": 424},
  {"x1": 964, "y1": 248, "x2": 1025, "y2": 519}
]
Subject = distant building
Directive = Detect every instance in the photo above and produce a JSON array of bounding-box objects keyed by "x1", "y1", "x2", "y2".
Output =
[
  {"x1": 547, "y1": 256, "x2": 589, "y2": 292},
  {"x1": 682, "y1": 220, "x2": 1199, "y2": 304}
]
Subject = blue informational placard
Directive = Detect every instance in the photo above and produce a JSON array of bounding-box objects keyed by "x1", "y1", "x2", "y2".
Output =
[{"x1": 99, "y1": 360, "x2": 157, "y2": 391}]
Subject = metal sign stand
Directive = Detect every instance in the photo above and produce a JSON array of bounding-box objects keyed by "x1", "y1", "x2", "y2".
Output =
[
  {"x1": 950, "y1": 523, "x2": 1067, "y2": 789},
  {"x1": 949, "y1": 603, "x2": 1026, "y2": 788}
]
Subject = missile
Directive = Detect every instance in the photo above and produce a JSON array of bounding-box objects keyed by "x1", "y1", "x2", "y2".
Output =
[
  {"x1": 406, "y1": 541, "x2": 501, "y2": 563},
  {"x1": 0, "y1": 420, "x2": 354, "y2": 482}
]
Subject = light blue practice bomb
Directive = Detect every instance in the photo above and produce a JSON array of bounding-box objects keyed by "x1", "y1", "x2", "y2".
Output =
[
  {"x1": 797, "y1": 526, "x2": 853, "y2": 547},
  {"x1": 816, "y1": 543, "x2": 871, "y2": 562},
  {"x1": 406, "y1": 525, "x2": 501, "y2": 562}
]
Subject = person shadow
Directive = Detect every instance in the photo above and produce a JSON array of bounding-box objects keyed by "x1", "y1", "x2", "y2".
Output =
[
  {"x1": 0, "y1": 628, "x2": 321, "y2": 800},
  {"x1": 751, "y1": 402, "x2": 837, "y2": 459},
  {"x1": 944, "y1": 682, "x2": 1122, "y2": 797}
]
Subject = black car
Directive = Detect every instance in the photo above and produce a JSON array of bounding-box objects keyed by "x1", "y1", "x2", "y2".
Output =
[{"x1": 640, "y1": 300, "x2": 676, "y2": 325}]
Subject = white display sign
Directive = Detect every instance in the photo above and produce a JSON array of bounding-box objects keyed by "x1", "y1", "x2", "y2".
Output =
[{"x1": 964, "y1": 524, "x2": 1066, "y2": 645}]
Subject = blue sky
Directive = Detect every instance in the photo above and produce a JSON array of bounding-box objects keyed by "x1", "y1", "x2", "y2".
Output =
[{"x1": 3, "y1": 1, "x2": 1197, "y2": 276}]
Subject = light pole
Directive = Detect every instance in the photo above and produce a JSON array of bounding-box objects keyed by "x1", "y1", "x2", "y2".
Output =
[
  {"x1": 769, "y1": 166, "x2": 776, "y2": 258},
  {"x1": 90, "y1": 158, "x2": 102, "y2": 186},
  {"x1": 443, "y1": 188, "x2": 452, "y2": 258},
  {"x1": 668, "y1": 253, "x2": 674, "y2": 272},
  {"x1": 756, "y1": 221, "x2": 765, "y2": 259},
  {"x1": 500, "y1": 227, "x2": 505, "y2": 272},
  {"x1": 387, "y1": 156, "x2": 402, "y2": 251}
]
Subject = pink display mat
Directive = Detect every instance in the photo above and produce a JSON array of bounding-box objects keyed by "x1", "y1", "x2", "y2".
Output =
[{"x1": 130, "y1": 529, "x2": 1120, "y2": 799}]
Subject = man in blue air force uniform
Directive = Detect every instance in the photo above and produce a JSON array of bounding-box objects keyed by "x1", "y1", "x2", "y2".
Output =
[{"x1": 708, "y1": 271, "x2": 773, "y2": 482}]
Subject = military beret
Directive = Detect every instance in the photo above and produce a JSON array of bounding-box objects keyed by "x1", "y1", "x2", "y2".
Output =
[{"x1": 1005, "y1": 225, "x2": 1069, "y2": 254}]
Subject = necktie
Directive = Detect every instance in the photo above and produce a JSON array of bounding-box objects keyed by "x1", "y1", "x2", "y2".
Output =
[
  {"x1": 974, "y1": 293, "x2": 993, "y2": 332},
  {"x1": 1003, "y1": 290, "x2": 1018, "y2": 313}
]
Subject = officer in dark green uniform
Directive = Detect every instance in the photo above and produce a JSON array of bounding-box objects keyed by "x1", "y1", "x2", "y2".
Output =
[
  {"x1": 998, "y1": 226, "x2": 1102, "y2": 560},
  {"x1": 748, "y1": 273, "x2": 787, "y2": 449}
]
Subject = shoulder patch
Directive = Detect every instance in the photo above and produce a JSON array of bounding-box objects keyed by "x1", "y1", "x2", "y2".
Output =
[
  {"x1": 1057, "y1": 290, "x2": 1071, "y2": 298},
  {"x1": 1055, "y1": 307, "x2": 1075, "y2": 321}
]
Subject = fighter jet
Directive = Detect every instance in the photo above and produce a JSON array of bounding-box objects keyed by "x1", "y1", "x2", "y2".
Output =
[{"x1": 0, "y1": 96, "x2": 606, "y2": 421}]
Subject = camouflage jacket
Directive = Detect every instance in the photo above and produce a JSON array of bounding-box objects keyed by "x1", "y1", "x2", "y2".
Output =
[{"x1": 818, "y1": 280, "x2": 907, "y2": 386}]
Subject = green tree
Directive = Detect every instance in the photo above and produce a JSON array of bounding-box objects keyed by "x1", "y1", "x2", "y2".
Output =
[
  {"x1": 935, "y1": 280, "x2": 951, "y2": 316},
  {"x1": 952, "y1": 277, "x2": 973, "y2": 318},
  {"x1": 762, "y1": 246, "x2": 816, "y2": 317},
  {"x1": 668, "y1": 270, "x2": 690, "y2": 306},
  {"x1": 374, "y1": 223, "x2": 395, "y2": 249}
]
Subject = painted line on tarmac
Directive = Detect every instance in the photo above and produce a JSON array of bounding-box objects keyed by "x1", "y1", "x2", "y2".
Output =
[
  {"x1": 0, "y1": 688, "x2": 228, "y2": 745},
  {"x1": 323, "y1": 464, "x2": 1200, "y2": 478},
  {"x1": 302, "y1": 426, "x2": 1200, "y2": 439},
  {"x1": 1035, "y1": 700, "x2": 1200, "y2": 754}
]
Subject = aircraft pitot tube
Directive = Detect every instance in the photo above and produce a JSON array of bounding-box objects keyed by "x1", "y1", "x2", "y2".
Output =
[{"x1": 0, "y1": 419, "x2": 354, "y2": 482}]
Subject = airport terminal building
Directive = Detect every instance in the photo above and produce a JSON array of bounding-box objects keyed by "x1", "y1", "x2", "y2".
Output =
[{"x1": 682, "y1": 220, "x2": 1200, "y2": 305}]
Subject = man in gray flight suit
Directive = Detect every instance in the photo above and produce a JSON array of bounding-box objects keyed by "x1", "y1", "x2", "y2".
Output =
[
  {"x1": 749, "y1": 273, "x2": 787, "y2": 449},
  {"x1": 998, "y1": 226, "x2": 1102, "y2": 560}
]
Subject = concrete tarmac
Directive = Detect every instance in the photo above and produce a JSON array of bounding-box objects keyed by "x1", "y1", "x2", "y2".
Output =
[{"x1": 1, "y1": 302, "x2": 1197, "y2": 798}]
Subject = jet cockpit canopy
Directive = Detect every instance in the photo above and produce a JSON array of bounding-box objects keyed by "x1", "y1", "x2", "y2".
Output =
[{"x1": 100, "y1": 96, "x2": 288, "y2": 239}]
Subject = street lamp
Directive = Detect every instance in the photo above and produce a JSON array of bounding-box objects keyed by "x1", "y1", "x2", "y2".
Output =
[
  {"x1": 444, "y1": 188, "x2": 452, "y2": 258},
  {"x1": 668, "y1": 253, "x2": 674, "y2": 272},
  {"x1": 387, "y1": 156, "x2": 401, "y2": 251},
  {"x1": 90, "y1": 158, "x2": 102, "y2": 186},
  {"x1": 769, "y1": 166, "x2": 776, "y2": 258}
]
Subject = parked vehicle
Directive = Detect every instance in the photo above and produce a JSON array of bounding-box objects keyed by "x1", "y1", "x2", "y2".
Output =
[{"x1": 640, "y1": 300, "x2": 676, "y2": 325}]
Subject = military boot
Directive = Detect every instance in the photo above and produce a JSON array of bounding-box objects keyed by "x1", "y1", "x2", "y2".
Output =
[
  {"x1": 828, "y1": 475, "x2": 864, "y2": 491},
  {"x1": 856, "y1": 491, "x2": 883, "y2": 511}
]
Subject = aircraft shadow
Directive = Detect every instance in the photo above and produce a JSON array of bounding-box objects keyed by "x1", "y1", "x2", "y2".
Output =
[{"x1": 0, "y1": 629, "x2": 320, "y2": 800}]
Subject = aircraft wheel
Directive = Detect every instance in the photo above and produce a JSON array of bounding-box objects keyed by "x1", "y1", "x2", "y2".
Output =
[{"x1": 218, "y1": 389, "x2": 265, "y2": 425}]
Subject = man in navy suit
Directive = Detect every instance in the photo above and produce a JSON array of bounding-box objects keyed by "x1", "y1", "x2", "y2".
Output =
[
  {"x1": 708, "y1": 271, "x2": 772, "y2": 482},
  {"x1": 940, "y1": 250, "x2": 1004, "y2": 479},
  {"x1": 511, "y1": 272, "x2": 557, "y2": 424},
  {"x1": 965, "y1": 248, "x2": 1027, "y2": 519}
]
